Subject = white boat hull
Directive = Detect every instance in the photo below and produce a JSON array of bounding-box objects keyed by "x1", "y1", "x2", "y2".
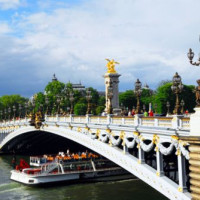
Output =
[
  {"x1": 10, "y1": 169, "x2": 131, "y2": 186},
  {"x1": 10, "y1": 170, "x2": 80, "y2": 185}
]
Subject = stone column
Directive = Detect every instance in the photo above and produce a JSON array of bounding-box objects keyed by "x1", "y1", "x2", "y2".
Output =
[
  {"x1": 104, "y1": 73, "x2": 121, "y2": 114},
  {"x1": 190, "y1": 107, "x2": 200, "y2": 136},
  {"x1": 189, "y1": 144, "x2": 200, "y2": 200}
]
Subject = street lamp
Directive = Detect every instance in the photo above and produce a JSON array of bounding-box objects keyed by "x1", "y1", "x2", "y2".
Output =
[
  {"x1": 134, "y1": 79, "x2": 142, "y2": 114},
  {"x1": 171, "y1": 72, "x2": 184, "y2": 114},
  {"x1": 187, "y1": 43, "x2": 200, "y2": 107},
  {"x1": 166, "y1": 101, "x2": 170, "y2": 115},
  {"x1": 187, "y1": 48, "x2": 200, "y2": 66},
  {"x1": 67, "y1": 107, "x2": 70, "y2": 115},
  {"x1": 86, "y1": 89, "x2": 92, "y2": 114},
  {"x1": 154, "y1": 103, "x2": 157, "y2": 114},
  {"x1": 107, "y1": 86, "x2": 113, "y2": 114},
  {"x1": 180, "y1": 99, "x2": 185, "y2": 114},
  {"x1": 25, "y1": 102, "x2": 28, "y2": 117},
  {"x1": 45, "y1": 96, "x2": 49, "y2": 115},
  {"x1": 18, "y1": 104, "x2": 22, "y2": 118},
  {"x1": 4, "y1": 109, "x2": 7, "y2": 120},
  {"x1": 69, "y1": 92, "x2": 74, "y2": 114},
  {"x1": 0, "y1": 110, "x2": 2, "y2": 121},
  {"x1": 8, "y1": 107, "x2": 11, "y2": 120},
  {"x1": 56, "y1": 95, "x2": 61, "y2": 114},
  {"x1": 143, "y1": 104, "x2": 146, "y2": 112},
  {"x1": 13, "y1": 105, "x2": 16, "y2": 119}
]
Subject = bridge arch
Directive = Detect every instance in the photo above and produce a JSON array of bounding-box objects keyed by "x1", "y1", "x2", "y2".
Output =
[{"x1": 0, "y1": 125, "x2": 191, "y2": 200}]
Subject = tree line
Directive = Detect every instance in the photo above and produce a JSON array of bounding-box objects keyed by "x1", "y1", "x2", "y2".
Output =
[{"x1": 0, "y1": 80, "x2": 196, "y2": 120}]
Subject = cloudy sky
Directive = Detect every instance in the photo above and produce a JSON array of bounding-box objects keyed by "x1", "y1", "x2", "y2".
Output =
[{"x1": 0, "y1": 0, "x2": 200, "y2": 97}]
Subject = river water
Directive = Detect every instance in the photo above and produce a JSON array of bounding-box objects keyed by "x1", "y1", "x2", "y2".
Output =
[{"x1": 0, "y1": 155, "x2": 167, "y2": 200}]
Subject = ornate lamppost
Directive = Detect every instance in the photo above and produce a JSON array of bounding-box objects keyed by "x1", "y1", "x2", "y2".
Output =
[
  {"x1": 67, "y1": 107, "x2": 70, "y2": 115},
  {"x1": 24, "y1": 102, "x2": 28, "y2": 117},
  {"x1": 8, "y1": 107, "x2": 11, "y2": 120},
  {"x1": 32, "y1": 98, "x2": 36, "y2": 111},
  {"x1": 56, "y1": 95, "x2": 61, "y2": 114},
  {"x1": 0, "y1": 110, "x2": 2, "y2": 121},
  {"x1": 45, "y1": 96, "x2": 49, "y2": 115},
  {"x1": 107, "y1": 86, "x2": 113, "y2": 114},
  {"x1": 4, "y1": 109, "x2": 7, "y2": 120},
  {"x1": 154, "y1": 103, "x2": 157, "y2": 114},
  {"x1": 69, "y1": 92, "x2": 74, "y2": 115},
  {"x1": 171, "y1": 72, "x2": 184, "y2": 114},
  {"x1": 187, "y1": 48, "x2": 200, "y2": 66},
  {"x1": 143, "y1": 104, "x2": 146, "y2": 112},
  {"x1": 180, "y1": 99, "x2": 185, "y2": 114},
  {"x1": 134, "y1": 79, "x2": 142, "y2": 114},
  {"x1": 187, "y1": 47, "x2": 200, "y2": 106},
  {"x1": 86, "y1": 89, "x2": 92, "y2": 114},
  {"x1": 166, "y1": 101, "x2": 170, "y2": 115},
  {"x1": 13, "y1": 105, "x2": 16, "y2": 120},
  {"x1": 18, "y1": 104, "x2": 22, "y2": 118}
]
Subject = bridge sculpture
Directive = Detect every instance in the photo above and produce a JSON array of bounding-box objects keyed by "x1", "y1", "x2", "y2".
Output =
[{"x1": 0, "y1": 113, "x2": 199, "y2": 200}]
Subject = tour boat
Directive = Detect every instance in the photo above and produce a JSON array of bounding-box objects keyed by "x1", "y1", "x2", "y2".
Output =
[{"x1": 10, "y1": 153, "x2": 132, "y2": 185}]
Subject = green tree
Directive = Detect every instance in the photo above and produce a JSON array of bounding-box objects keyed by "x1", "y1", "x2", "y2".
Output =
[
  {"x1": 98, "y1": 96, "x2": 105, "y2": 106},
  {"x1": 153, "y1": 83, "x2": 195, "y2": 114},
  {"x1": 119, "y1": 90, "x2": 136, "y2": 110},
  {"x1": 0, "y1": 95, "x2": 28, "y2": 119},
  {"x1": 74, "y1": 103, "x2": 87, "y2": 115},
  {"x1": 45, "y1": 80, "x2": 65, "y2": 96},
  {"x1": 35, "y1": 92, "x2": 45, "y2": 112},
  {"x1": 96, "y1": 106, "x2": 105, "y2": 115},
  {"x1": 141, "y1": 89, "x2": 153, "y2": 110}
]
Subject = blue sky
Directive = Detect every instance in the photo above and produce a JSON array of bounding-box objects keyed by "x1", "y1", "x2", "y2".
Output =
[{"x1": 0, "y1": 0, "x2": 200, "y2": 97}]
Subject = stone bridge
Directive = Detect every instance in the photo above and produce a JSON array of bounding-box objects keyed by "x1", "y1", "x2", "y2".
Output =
[{"x1": 0, "y1": 114, "x2": 200, "y2": 200}]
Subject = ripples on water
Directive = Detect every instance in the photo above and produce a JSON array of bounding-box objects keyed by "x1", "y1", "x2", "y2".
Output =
[{"x1": 0, "y1": 155, "x2": 167, "y2": 200}]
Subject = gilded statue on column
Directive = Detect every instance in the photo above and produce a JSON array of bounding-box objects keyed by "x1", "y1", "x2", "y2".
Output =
[
  {"x1": 194, "y1": 79, "x2": 200, "y2": 106},
  {"x1": 105, "y1": 59, "x2": 119, "y2": 74}
]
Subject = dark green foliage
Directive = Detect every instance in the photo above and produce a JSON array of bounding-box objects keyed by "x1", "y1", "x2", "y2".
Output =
[
  {"x1": 74, "y1": 103, "x2": 87, "y2": 115},
  {"x1": 152, "y1": 83, "x2": 195, "y2": 114},
  {"x1": 119, "y1": 90, "x2": 136, "y2": 110},
  {"x1": 153, "y1": 83, "x2": 174, "y2": 114},
  {"x1": 98, "y1": 96, "x2": 105, "y2": 106},
  {"x1": 45, "y1": 81, "x2": 65, "y2": 96},
  {"x1": 0, "y1": 95, "x2": 28, "y2": 119},
  {"x1": 0, "y1": 78, "x2": 196, "y2": 118},
  {"x1": 96, "y1": 106, "x2": 105, "y2": 115},
  {"x1": 141, "y1": 89, "x2": 153, "y2": 109}
]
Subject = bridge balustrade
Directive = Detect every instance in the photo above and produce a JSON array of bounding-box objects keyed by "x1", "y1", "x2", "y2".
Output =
[{"x1": 123, "y1": 117, "x2": 135, "y2": 125}]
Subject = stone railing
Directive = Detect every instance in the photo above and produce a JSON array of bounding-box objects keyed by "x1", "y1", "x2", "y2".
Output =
[
  {"x1": 0, "y1": 114, "x2": 191, "y2": 131},
  {"x1": 43, "y1": 114, "x2": 190, "y2": 130}
]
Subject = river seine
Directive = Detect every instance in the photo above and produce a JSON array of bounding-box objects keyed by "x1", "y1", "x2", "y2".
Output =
[{"x1": 0, "y1": 155, "x2": 167, "y2": 200}]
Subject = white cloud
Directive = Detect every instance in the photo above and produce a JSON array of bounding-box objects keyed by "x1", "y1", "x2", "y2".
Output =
[
  {"x1": 1, "y1": 0, "x2": 200, "y2": 95},
  {"x1": 0, "y1": 22, "x2": 11, "y2": 34},
  {"x1": 0, "y1": 0, "x2": 23, "y2": 10}
]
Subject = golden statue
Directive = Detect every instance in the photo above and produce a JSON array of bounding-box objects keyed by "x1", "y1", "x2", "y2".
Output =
[{"x1": 105, "y1": 59, "x2": 119, "y2": 73}]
